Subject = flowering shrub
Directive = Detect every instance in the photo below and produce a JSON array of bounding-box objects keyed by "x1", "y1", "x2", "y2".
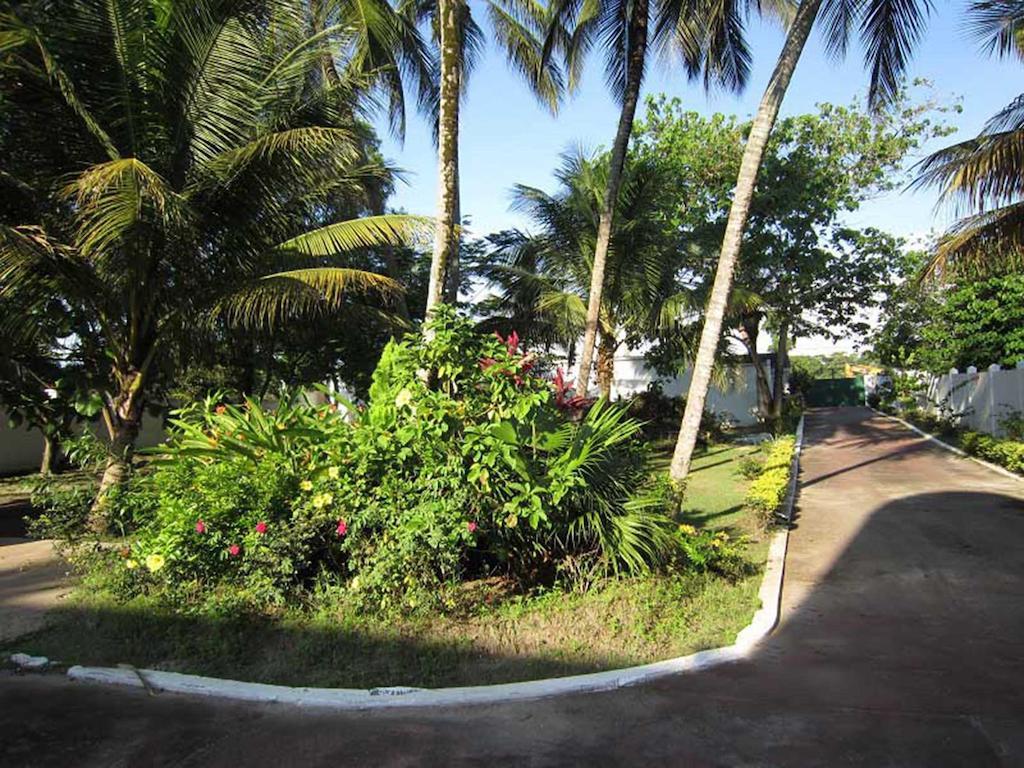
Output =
[
  {"x1": 743, "y1": 437, "x2": 796, "y2": 525},
  {"x1": 117, "y1": 308, "x2": 682, "y2": 613}
]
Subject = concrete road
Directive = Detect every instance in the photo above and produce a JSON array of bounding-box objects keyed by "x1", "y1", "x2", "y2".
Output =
[
  {"x1": 3, "y1": 408, "x2": 1024, "y2": 767},
  {"x1": 0, "y1": 539, "x2": 68, "y2": 644}
]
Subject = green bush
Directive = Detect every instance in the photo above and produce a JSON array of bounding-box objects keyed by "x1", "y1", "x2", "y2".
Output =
[
  {"x1": 116, "y1": 308, "x2": 684, "y2": 613},
  {"x1": 743, "y1": 437, "x2": 796, "y2": 524},
  {"x1": 959, "y1": 431, "x2": 1024, "y2": 474}
]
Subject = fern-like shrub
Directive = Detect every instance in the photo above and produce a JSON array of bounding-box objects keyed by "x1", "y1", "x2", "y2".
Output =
[{"x1": 743, "y1": 437, "x2": 796, "y2": 525}]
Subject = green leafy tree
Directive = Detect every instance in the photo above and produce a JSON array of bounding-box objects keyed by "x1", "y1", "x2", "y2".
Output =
[
  {"x1": 670, "y1": 0, "x2": 935, "y2": 482},
  {"x1": 877, "y1": 273, "x2": 1024, "y2": 373},
  {"x1": 0, "y1": 0, "x2": 428, "y2": 527},
  {"x1": 635, "y1": 95, "x2": 940, "y2": 419}
]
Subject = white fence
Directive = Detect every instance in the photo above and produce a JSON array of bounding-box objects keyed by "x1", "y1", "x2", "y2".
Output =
[
  {"x1": 920, "y1": 362, "x2": 1024, "y2": 438},
  {"x1": 607, "y1": 354, "x2": 766, "y2": 427}
]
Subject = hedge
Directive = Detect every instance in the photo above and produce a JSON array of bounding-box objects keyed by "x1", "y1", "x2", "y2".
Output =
[
  {"x1": 959, "y1": 431, "x2": 1024, "y2": 475},
  {"x1": 744, "y1": 436, "x2": 796, "y2": 524}
]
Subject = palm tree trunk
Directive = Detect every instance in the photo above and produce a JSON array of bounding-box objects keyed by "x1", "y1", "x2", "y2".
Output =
[
  {"x1": 425, "y1": 0, "x2": 462, "y2": 328},
  {"x1": 668, "y1": 0, "x2": 822, "y2": 484},
  {"x1": 40, "y1": 431, "x2": 60, "y2": 476},
  {"x1": 89, "y1": 368, "x2": 146, "y2": 532},
  {"x1": 574, "y1": 0, "x2": 648, "y2": 397},
  {"x1": 596, "y1": 332, "x2": 617, "y2": 399},
  {"x1": 443, "y1": 164, "x2": 461, "y2": 305}
]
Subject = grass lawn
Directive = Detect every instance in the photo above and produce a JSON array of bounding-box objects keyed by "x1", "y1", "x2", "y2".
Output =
[{"x1": 9, "y1": 441, "x2": 775, "y2": 688}]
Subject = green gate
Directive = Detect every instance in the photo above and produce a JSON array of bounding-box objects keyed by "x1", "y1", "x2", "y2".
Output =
[{"x1": 805, "y1": 376, "x2": 866, "y2": 407}]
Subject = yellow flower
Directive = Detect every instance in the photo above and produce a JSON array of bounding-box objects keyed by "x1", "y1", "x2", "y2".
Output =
[
  {"x1": 327, "y1": 466, "x2": 339, "y2": 480},
  {"x1": 125, "y1": 559, "x2": 139, "y2": 570},
  {"x1": 312, "y1": 492, "x2": 334, "y2": 509},
  {"x1": 394, "y1": 387, "x2": 413, "y2": 409},
  {"x1": 300, "y1": 480, "x2": 313, "y2": 492},
  {"x1": 504, "y1": 513, "x2": 519, "y2": 528},
  {"x1": 145, "y1": 554, "x2": 166, "y2": 573},
  {"x1": 677, "y1": 524, "x2": 697, "y2": 536}
]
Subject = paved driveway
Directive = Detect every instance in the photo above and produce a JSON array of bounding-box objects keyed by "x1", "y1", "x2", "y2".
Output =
[{"x1": 3, "y1": 408, "x2": 1024, "y2": 767}]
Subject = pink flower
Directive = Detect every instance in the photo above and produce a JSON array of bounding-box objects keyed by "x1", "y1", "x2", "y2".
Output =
[
  {"x1": 195, "y1": 520, "x2": 206, "y2": 534},
  {"x1": 215, "y1": 405, "x2": 227, "y2": 415},
  {"x1": 255, "y1": 521, "x2": 267, "y2": 535},
  {"x1": 336, "y1": 519, "x2": 348, "y2": 537},
  {"x1": 228, "y1": 544, "x2": 241, "y2": 557},
  {"x1": 466, "y1": 521, "x2": 478, "y2": 533}
]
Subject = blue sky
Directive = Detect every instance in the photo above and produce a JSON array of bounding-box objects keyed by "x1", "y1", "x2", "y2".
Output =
[{"x1": 379, "y1": 3, "x2": 1018, "y2": 240}]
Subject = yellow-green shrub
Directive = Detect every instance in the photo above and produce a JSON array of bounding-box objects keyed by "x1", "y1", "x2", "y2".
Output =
[{"x1": 744, "y1": 437, "x2": 796, "y2": 524}]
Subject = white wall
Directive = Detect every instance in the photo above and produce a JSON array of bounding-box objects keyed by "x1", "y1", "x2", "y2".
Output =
[
  {"x1": 921, "y1": 362, "x2": 1024, "y2": 437},
  {"x1": 0, "y1": 412, "x2": 168, "y2": 476}
]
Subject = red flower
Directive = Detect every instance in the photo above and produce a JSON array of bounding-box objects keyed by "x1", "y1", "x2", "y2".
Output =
[
  {"x1": 215, "y1": 405, "x2": 227, "y2": 415},
  {"x1": 195, "y1": 520, "x2": 206, "y2": 534},
  {"x1": 336, "y1": 519, "x2": 348, "y2": 537},
  {"x1": 255, "y1": 521, "x2": 267, "y2": 535},
  {"x1": 466, "y1": 521, "x2": 478, "y2": 533},
  {"x1": 495, "y1": 330, "x2": 520, "y2": 356},
  {"x1": 228, "y1": 544, "x2": 241, "y2": 557}
]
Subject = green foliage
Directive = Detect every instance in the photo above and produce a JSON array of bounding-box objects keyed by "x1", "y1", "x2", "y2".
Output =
[
  {"x1": 918, "y1": 274, "x2": 1024, "y2": 372},
  {"x1": 959, "y1": 431, "x2": 1024, "y2": 474},
  {"x1": 736, "y1": 454, "x2": 764, "y2": 480},
  {"x1": 743, "y1": 437, "x2": 796, "y2": 524},
  {"x1": 115, "y1": 310, "x2": 684, "y2": 614},
  {"x1": 876, "y1": 270, "x2": 1024, "y2": 374}
]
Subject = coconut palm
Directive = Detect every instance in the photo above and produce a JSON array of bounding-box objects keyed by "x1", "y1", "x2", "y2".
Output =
[
  {"x1": 543, "y1": 0, "x2": 787, "y2": 398},
  {"x1": 478, "y1": 149, "x2": 683, "y2": 398},
  {"x1": 913, "y1": 0, "x2": 1024, "y2": 276},
  {"x1": 669, "y1": 0, "x2": 934, "y2": 483},
  {"x1": 0, "y1": 0, "x2": 430, "y2": 526},
  {"x1": 412, "y1": 0, "x2": 565, "y2": 321}
]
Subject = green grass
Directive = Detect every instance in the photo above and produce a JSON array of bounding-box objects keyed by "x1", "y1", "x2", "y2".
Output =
[
  {"x1": 0, "y1": 470, "x2": 95, "y2": 505},
  {"x1": 9, "y1": 442, "x2": 775, "y2": 688}
]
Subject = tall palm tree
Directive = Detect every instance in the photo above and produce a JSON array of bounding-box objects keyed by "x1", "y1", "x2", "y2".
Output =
[
  {"x1": 669, "y1": 0, "x2": 933, "y2": 483},
  {"x1": 0, "y1": 0, "x2": 429, "y2": 526},
  {"x1": 913, "y1": 0, "x2": 1024, "y2": 277},
  {"x1": 478, "y1": 149, "x2": 683, "y2": 398},
  {"x1": 545, "y1": 0, "x2": 777, "y2": 398},
  {"x1": 414, "y1": 0, "x2": 564, "y2": 322}
]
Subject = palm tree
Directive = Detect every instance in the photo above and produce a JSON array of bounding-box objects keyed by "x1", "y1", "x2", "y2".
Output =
[
  {"x1": 478, "y1": 149, "x2": 683, "y2": 398},
  {"x1": 913, "y1": 0, "x2": 1024, "y2": 277},
  {"x1": 544, "y1": 0, "x2": 779, "y2": 398},
  {"x1": 669, "y1": 0, "x2": 933, "y2": 483},
  {"x1": 414, "y1": 0, "x2": 564, "y2": 322},
  {"x1": 0, "y1": 0, "x2": 429, "y2": 526}
]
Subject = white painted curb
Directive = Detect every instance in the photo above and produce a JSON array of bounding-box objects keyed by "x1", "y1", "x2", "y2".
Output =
[
  {"x1": 871, "y1": 408, "x2": 1023, "y2": 483},
  {"x1": 67, "y1": 418, "x2": 805, "y2": 710}
]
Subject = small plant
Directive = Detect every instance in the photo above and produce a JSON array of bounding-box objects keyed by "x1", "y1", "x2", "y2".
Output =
[{"x1": 736, "y1": 454, "x2": 763, "y2": 479}]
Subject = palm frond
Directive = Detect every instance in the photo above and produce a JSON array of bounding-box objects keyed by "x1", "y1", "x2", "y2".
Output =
[
  {"x1": 275, "y1": 214, "x2": 433, "y2": 257},
  {"x1": 209, "y1": 267, "x2": 402, "y2": 330},
  {"x1": 967, "y1": 0, "x2": 1024, "y2": 59},
  {"x1": 913, "y1": 95, "x2": 1024, "y2": 211},
  {"x1": 927, "y1": 201, "x2": 1024, "y2": 278}
]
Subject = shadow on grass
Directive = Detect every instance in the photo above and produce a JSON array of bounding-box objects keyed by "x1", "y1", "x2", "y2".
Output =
[{"x1": 9, "y1": 559, "x2": 766, "y2": 691}]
